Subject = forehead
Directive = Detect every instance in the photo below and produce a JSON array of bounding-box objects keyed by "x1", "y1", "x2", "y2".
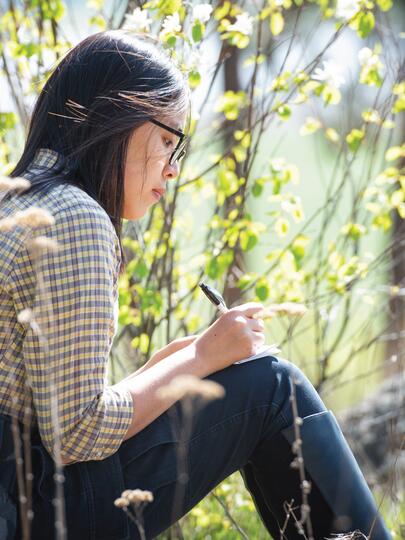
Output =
[{"x1": 159, "y1": 111, "x2": 188, "y2": 132}]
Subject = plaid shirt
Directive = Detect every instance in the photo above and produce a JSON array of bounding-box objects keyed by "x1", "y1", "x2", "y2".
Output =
[{"x1": 0, "y1": 148, "x2": 133, "y2": 463}]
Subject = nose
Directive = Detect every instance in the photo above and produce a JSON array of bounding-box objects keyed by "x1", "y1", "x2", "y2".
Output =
[{"x1": 163, "y1": 160, "x2": 180, "y2": 181}]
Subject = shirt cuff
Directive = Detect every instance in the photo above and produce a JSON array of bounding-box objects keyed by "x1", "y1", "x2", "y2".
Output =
[{"x1": 62, "y1": 386, "x2": 133, "y2": 463}]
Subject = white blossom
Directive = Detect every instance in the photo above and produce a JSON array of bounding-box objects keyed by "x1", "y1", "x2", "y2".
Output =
[
  {"x1": 335, "y1": 0, "x2": 361, "y2": 20},
  {"x1": 358, "y1": 47, "x2": 372, "y2": 64},
  {"x1": 123, "y1": 8, "x2": 152, "y2": 32},
  {"x1": 161, "y1": 12, "x2": 181, "y2": 35},
  {"x1": 312, "y1": 60, "x2": 345, "y2": 88},
  {"x1": 192, "y1": 3, "x2": 213, "y2": 24},
  {"x1": 227, "y1": 12, "x2": 254, "y2": 36},
  {"x1": 358, "y1": 47, "x2": 380, "y2": 68}
]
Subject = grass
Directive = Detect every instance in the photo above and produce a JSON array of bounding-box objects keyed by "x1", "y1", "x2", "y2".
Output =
[{"x1": 156, "y1": 471, "x2": 404, "y2": 539}]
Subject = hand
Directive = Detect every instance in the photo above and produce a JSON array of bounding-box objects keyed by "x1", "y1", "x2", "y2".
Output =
[{"x1": 193, "y1": 302, "x2": 265, "y2": 373}]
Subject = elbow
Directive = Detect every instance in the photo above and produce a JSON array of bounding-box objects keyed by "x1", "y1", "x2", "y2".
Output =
[
  {"x1": 60, "y1": 452, "x2": 76, "y2": 466},
  {"x1": 45, "y1": 439, "x2": 81, "y2": 465}
]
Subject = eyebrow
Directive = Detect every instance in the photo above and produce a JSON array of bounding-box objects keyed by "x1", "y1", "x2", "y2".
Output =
[{"x1": 149, "y1": 118, "x2": 185, "y2": 138}]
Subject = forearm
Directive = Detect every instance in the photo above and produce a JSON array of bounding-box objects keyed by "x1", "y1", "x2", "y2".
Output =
[
  {"x1": 119, "y1": 335, "x2": 199, "y2": 383},
  {"x1": 112, "y1": 342, "x2": 212, "y2": 441},
  {"x1": 120, "y1": 355, "x2": 157, "y2": 382}
]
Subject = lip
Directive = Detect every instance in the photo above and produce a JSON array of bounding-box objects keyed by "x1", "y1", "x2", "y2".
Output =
[{"x1": 152, "y1": 188, "x2": 165, "y2": 200}]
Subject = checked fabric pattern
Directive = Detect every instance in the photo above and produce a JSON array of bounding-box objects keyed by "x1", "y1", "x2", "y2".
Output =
[{"x1": 0, "y1": 149, "x2": 133, "y2": 463}]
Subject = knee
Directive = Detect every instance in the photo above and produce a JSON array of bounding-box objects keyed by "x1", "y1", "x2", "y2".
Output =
[
  {"x1": 263, "y1": 355, "x2": 327, "y2": 419},
  {"x1": 263, "y1": 355, "x2": 306, "y2": 390}
]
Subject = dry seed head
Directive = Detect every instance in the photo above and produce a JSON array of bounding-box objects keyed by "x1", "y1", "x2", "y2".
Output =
[
  {"x1": 256, "y1": 302, "x2": 308, "y2": 319},
  {"x1": 270, "y1": 302, "x2": 307, "y2": 316},
  {"x1": 301, "y1": 503, "x2": 311, "y2": 518},
  {"x1": 17, "y1": 308, "x2": 34, "y2": 324},
  {"x1": 114, "y1": 497, "x2": 130, "y2": 508},
  {"x1": 156, "y1": 374, "x2": 225, "y2": 401},
  {"x1": 0, "y1": 217, "x2": 17, "y2": 232},
  {"x1": 14, "y1": 207, "x2": 55, "y2": 228},
  {"x1": 127, "y1": 489, "x2": 154, "y2": 504},
  {"x1": 0, "y1": 176, "x2": 31, "y2": 193},
  {"x1": 28, "y1": 236, "x2": 60, "y2": 254},
  {"x1": 301, "y1": 480, "x2": 311, "y2": 494},
  {"x1": 290, "y1": 456, "x2": 303, "y2": 469},
  {"x1": 292, "y1": 439, "x2": 302, "y2": 453}
]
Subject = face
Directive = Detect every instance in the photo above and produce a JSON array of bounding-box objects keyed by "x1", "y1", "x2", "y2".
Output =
[{"x1": 122, "y1": 112, "x2": 187, "y2": 220}]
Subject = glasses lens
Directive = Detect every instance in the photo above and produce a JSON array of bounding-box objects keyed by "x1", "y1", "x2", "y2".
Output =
[{"x1": 170, "y1": 137, "x2": 189, "y2": 165}]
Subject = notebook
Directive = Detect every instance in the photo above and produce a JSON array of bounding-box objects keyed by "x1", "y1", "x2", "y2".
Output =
[{"x1": 234, "y1": 344, "x2": 281, "y2": 364}]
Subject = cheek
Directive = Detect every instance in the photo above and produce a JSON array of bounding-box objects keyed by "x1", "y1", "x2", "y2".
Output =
[{"x1": 124, "y1": 168, "x2": 142, "y2": 197}]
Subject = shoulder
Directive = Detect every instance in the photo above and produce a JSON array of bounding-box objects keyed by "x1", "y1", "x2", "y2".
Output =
[
  {"x1": 51, "y1": 185, "x2": 117, "y2": 244},
  {"x1": 1, "y1": 183, "x2": 121, "y2": 286}
]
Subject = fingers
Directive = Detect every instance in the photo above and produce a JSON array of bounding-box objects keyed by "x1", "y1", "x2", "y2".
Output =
[
  {"x1": 232, "y1": 302, "x2": 264, "y2": 317},
  {"x1": 252, "y1": 330, "x2": 266, "y2": 349},
  {"x1": 248, "y1": 317, "x2": 264, "y2": 332}
]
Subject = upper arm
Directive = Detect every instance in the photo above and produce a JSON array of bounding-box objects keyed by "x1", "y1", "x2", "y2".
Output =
[{"x1": 10, "y1": 204, "x2": 132, "y2": 461}]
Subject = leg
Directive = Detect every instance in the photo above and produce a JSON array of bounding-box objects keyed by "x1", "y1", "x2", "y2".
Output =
[{"x1": 118, "y1": 355, "x2": 391, "y2": 539}]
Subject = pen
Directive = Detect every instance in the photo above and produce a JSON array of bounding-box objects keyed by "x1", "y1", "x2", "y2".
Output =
[{"x1": 199, "y1": 282, "x2": 229, "y2": 314}]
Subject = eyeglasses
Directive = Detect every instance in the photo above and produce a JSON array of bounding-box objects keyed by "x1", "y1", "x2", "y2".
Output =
[{"x1": 149, "y1": 118, "x2": 189, "y2": 166}]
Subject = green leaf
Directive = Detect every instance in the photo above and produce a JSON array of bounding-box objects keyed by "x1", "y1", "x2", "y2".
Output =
[
  {"x1": 192, "y1": 22, "x2": 203, "y2": 42},
  {"x1": 325, "y1": 128, "x2": 339, "y2": 142},
  {"x1": 89, "y1": 14, "x2": 106, "y2": 29},
  {"x1": 321, "y1": 85, "x2": 341, "y2": 105},
  {"x1": 252, "y1": 178, "x2": 265, "y2": 197},
  {"x1": 255, "y1": 278, "x2": 270, "y2": 301},
  {"x1": 130, "y1": 333, "x2": 150, "y2": 354},
  {"x1": 233, "y1": 145, "x2": 246, "y2": 162},
  {"x1": 299, "y1": 117, "x2": 322, "y2": 136},
  {"x1": 188, "y1": 70, "x2": 201, "y2": 88},
  {"x1": 166, "y1": 35, "x2": 177, "y2": 48},
  {"x1": 240, "y1": 229, "x2": 259, "y2": 251},
  {"x1": 340, "y1": 222, "x2": 367, "y2": 240},
  {"x1": 214, "y1": 1, "x2": 231, "y2": 20},
  {"x1": 357, "y1": 11, "x2": 375, "y2": 39},
  {"x1": 276, "y1": 104, "x2": 291, "y2": 120},
  {"x1": 393, "y1": 95, "x2": 405, "y2": 114},
  {"x1": 291, "y1": 234, "x2": 309, "y2": 260},
  {"x1": 146, "y1": 0, "x2": 183, "y2": 16},
  {"x1": 346, "y1": 128, "x2": 365, "y2": 152},
  {"x1": 270, "y1": 12, "x2": 284, "y2": 36},
  {"x1": 215, "y1": 90, "x2": 248, "y2": 120},
  {"x1": 127, "y1": 259, "x2": 148, "y2": 279},
  {"x1": 0, "y1": 112, "x2": 17, "y2": 134},
  {"x1": 237, "y1": 273, "x2": 256, "y2": 290},
  {"x1": 376, "y1": 0, "x2": 392, "y2": 11},
  {"x1": 275, "y1": 217, "x2": 289, "y2": 236},
  {"x1": 385, "y1": 145, "x2": 405, "y2": 161},
  {"x1": 205, "y1": 251, "x2": 233, "y2": 279},
  {"x1": 217, "y1": 169, "x2": 239, "y2": 196}
]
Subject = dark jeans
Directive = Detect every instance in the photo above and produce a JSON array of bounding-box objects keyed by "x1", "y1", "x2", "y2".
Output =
[{"x1": 0, "y1": 355, "x2": 390, "y2": 539}]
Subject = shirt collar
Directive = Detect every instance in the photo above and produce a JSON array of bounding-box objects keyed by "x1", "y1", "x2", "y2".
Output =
[
  {"x1": 26, "y1": 148, "x2": 64, "y2": 172},
  {"x1": 21, "y1": 148, "x2": 64, "y2": 179}
]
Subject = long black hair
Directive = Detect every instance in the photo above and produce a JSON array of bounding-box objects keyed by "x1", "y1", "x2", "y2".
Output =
[{"x1": 10, "y1": 30, "x2": 190, "y2": 273}]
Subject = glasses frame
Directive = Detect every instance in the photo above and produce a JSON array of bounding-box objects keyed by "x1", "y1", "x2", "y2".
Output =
[{"x1": 149, "y1": 118, "x2": 189, "y2": 165}]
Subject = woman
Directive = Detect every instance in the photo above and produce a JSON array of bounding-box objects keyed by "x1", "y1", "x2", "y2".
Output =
[{"x1": 0, "y1": 30, "x2": 391, "y2": 540}]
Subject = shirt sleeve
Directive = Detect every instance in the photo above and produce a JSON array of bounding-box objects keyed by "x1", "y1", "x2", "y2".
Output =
[{"x1": 11, "y1": 203, "x2": 133, "y2": 463}]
